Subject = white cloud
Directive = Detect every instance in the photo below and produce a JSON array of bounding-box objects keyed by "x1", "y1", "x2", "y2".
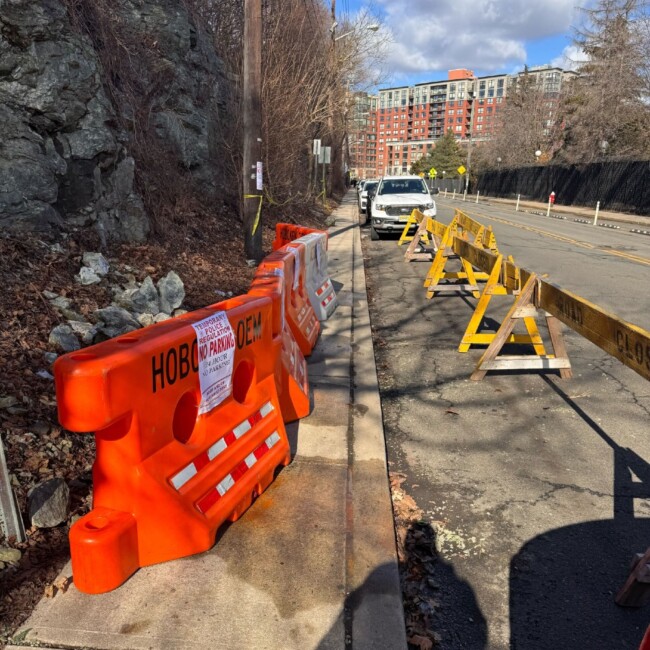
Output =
[
  {"x1": 551, "y1": 44, "x2": 589, "y2": 70},
  {"x1": 374, "y1": 0, "x2": 580, "y2": 78}
]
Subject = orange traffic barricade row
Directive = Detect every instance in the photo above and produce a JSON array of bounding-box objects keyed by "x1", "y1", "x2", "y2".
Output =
[
  {"x1": 289, "y1": 233, "x2": 338, "y2": 321},
  {"x1": 248, "y1": 272, "x2": 310, "y2": 422},
  {"x1": 56, "y1": 295, "x2": 294, "y2": 593},
  {"x1": 256, "y1": 246, "x2": 320, "y2": 356},
  {"x1": 272, "y1": 223, "x2": 327, "y2": 251}
]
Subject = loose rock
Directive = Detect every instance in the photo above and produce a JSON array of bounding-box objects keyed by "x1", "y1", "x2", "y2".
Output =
[
  {"x1": 50, "y1": 296, "x2": 72, "y2": 311},
  {"x1": 0, "y1": 548, "x2": 21, "y2": 564},
  {"x1": 49, "y1": 325, "x2": 81, "y2": 352},
  {"x1": 94, "y1": 306, "x2": 140, "y2": 337},
  {"x1": 76, "y1": 266, "x2": 101, "y2": 285},
  {"x1": 43, "y1": 352, "x2": 58, "y2": 365},
  {"x1": 154, "y1": 312, "x2": 172, "y2": 323},
  {"x1": 128, "y1": 276, "x2": 160, "y2": 315},
  {"x1": 157, "y1": 271, "x2": 185, "y2": 314},
  {"x1": 82, "y1": 252, "x2": 109, "y2": 276},
  {"x1": 137, "y1": 313, "x2": 155, "y2": 327},
  {"x1": 68, "y1": 320, "x2": 98, "y2": 345},
  {"x1": 28, "y1": 478, "x2": 70, "y2": 528}
]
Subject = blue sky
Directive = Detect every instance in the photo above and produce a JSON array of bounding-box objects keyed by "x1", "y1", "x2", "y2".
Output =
[{"x1": 342, "y1": 0, "x2": 587, "y2": 88}]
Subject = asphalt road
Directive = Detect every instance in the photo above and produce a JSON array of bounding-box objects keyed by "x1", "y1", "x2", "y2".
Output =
[{"x1": 361, "y1": 197, "x2": 650, "y2": 650}]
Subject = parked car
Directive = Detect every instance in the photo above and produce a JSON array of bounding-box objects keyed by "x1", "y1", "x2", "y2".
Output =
[
  {"x1": 369, "y1": 175, "x2": 437, "y2": 240},
  {"x1": 358, "y1": 180, "x2": 378, "y2": 222}
]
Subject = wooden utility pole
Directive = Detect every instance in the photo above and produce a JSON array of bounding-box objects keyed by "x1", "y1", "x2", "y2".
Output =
[{"x1": 242, "y1": 0, "x2": 263, "y2": 261}]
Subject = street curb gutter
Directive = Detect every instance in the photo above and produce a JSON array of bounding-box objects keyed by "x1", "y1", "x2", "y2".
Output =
[{"x1": 345, "y1": 204, "x2": 407, "y2": 649}]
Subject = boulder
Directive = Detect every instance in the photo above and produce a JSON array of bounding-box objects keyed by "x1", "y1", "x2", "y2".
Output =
[
  {"x1": 157, "y1": 271, "x2": 185, "y2": 314},
  {"x1": 28, "y1": 478, "x2": 70, "y2": 528},
  {"x1": 48, "y1": 324, "x2": 80, "y2": 352}
]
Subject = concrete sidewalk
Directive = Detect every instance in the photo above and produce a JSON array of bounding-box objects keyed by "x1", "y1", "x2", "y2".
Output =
[{"x1": 8, "y1": 194, "x2": 406, "y2": 650}]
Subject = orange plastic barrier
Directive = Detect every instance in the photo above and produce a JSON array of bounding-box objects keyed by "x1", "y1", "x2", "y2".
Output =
[
  {"x1": 257, "y1": 246, "x2": 320, "y2": 356},
  {"x1": 272, "y1": 223, "x2": 327, "y2": 251},
  {"x1": 55, "y1": 295, "x2": 293, "y2": 593},
  {"x1": 248, "y1": 272, "x2": 310, "y2": 422}
]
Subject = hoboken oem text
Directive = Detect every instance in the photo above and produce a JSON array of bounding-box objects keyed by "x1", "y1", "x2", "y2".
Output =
[{"x1": 151, "y1": 312, "x2": 263, "y2": 393}]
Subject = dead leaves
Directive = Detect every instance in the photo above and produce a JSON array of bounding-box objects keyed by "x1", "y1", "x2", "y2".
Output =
[
  {"x1": 408, "y1": 634, "x2": 433, "y2": 650},
  {"x1": 389, "y1": 473, "x2": 441, "y2": 648},
  {"x1": 44, "y1": 575, "x2": 72, "y2": 598}
]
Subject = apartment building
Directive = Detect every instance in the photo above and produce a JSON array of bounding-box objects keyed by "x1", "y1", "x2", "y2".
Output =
[
  {"x1": 347, "y1": 93, "x2": 378, "y2": 180},
  {"x1": 349, "y1": 65, "x2": 576, "y2": 178}
]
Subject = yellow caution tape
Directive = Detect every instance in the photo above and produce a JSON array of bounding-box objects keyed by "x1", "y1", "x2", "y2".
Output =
[{"x1": 244, "y1": 194, "x2": 263, "y2": 235}]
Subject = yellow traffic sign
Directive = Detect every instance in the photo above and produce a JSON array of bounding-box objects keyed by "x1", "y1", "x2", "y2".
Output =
[
  {"x1": 428, "y1": 167, "x2": 437, "y2": 178},
  {"x1": 457, "y1": 165, "x2": 467, "y2": 175}
]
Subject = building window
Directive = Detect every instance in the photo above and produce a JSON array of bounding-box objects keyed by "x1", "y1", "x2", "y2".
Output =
[{"x1": 455, "y1": 125, "x2": 462, "y2": 132}]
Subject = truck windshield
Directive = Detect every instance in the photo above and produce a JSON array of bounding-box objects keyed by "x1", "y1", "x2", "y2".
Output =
[{"x1": 379, "y1": 179, "x2": 428, "y2": 195}]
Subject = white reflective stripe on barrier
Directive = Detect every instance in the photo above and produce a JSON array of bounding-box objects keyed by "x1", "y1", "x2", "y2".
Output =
[{"x1": 293, "y1": 233, "x2": 338, "y2": 321}]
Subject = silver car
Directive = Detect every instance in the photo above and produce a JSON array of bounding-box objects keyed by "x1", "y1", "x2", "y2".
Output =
[{"x1": 358, "y1": 180, "x2": 378, "y2": 221}]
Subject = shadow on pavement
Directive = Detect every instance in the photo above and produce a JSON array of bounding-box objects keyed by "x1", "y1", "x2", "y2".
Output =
[
  {"x1": 315, "y1": 521, "x2": 488, "y2": 650},
  {"x1": 509, "y1": 378, "x2": 650, "y2": 650}
]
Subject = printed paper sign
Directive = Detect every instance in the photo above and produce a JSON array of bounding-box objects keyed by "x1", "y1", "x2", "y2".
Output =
[
  {"x1": 192, "y1": 312, "x2": 236, "y2": 415},
  {"x1": 256, "y1": 162, "x2": 263, "y2": 191}
]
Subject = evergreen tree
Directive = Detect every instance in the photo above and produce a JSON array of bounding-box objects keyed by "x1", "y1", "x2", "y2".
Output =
[{"x1": 410, "y1": 129, "x2": 465, "y2": 177}]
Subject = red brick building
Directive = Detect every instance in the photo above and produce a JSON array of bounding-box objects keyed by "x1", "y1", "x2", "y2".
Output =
[{"x1": 349, "y1": 66, "x2": 576, "y2": 178}]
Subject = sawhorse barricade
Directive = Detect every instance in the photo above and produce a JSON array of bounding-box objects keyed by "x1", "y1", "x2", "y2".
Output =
[
  {"x1": 453, "y1": 238, "x2": 547, "y2": 355},
  {"x1": 455, "y1": 209, "x2": 499, "y2": 253},
  {"x1": 423, "y1": 221, "x2": 480, "y2": 299},
  {"x1": 470, "y1": 272, "x2": 572, "y2": 380},
  {"x1": 397, "y1": 209, "x2": 431, "y2": 247},
  {"x1": 454, "y1": 209, "x2": 498, "y2": 281},
  {"x1": 403, "y1": 212, "x2": 454, "y2": 263}
]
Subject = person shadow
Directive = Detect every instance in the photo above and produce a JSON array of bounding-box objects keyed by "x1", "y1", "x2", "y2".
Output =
[
  {"x1": 315, "y1": 520, "x2": 488, "y2": 650},
  {"x1": 509, "y1": 382, "x2": 650, "y2": 650}
]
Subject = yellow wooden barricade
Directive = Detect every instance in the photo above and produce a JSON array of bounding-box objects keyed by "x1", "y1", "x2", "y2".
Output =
[
  {"x1": 397, "y1": 209, "x2": 430, "y2": 246},
  {"x1": 423, "y1": 218, "x2": 479, "y2": 299},
  {"x1": 453, "y1": 238, "x2": 546, "y2": 354}
]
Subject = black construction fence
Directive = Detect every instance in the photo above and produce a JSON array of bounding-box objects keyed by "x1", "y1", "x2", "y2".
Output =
[{"x1": 475, "y1": 160, "x2": 650, "y2": 216}]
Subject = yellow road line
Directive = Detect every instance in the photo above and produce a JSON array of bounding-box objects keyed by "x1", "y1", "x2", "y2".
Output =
[{"x1": 460, "y1": 209, "x2": 650, "y2": 268}]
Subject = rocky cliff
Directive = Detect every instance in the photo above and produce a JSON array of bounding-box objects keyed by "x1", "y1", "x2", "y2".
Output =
[{"x1": 0, "y1": 0, "x2": 233, "y2": 242}]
